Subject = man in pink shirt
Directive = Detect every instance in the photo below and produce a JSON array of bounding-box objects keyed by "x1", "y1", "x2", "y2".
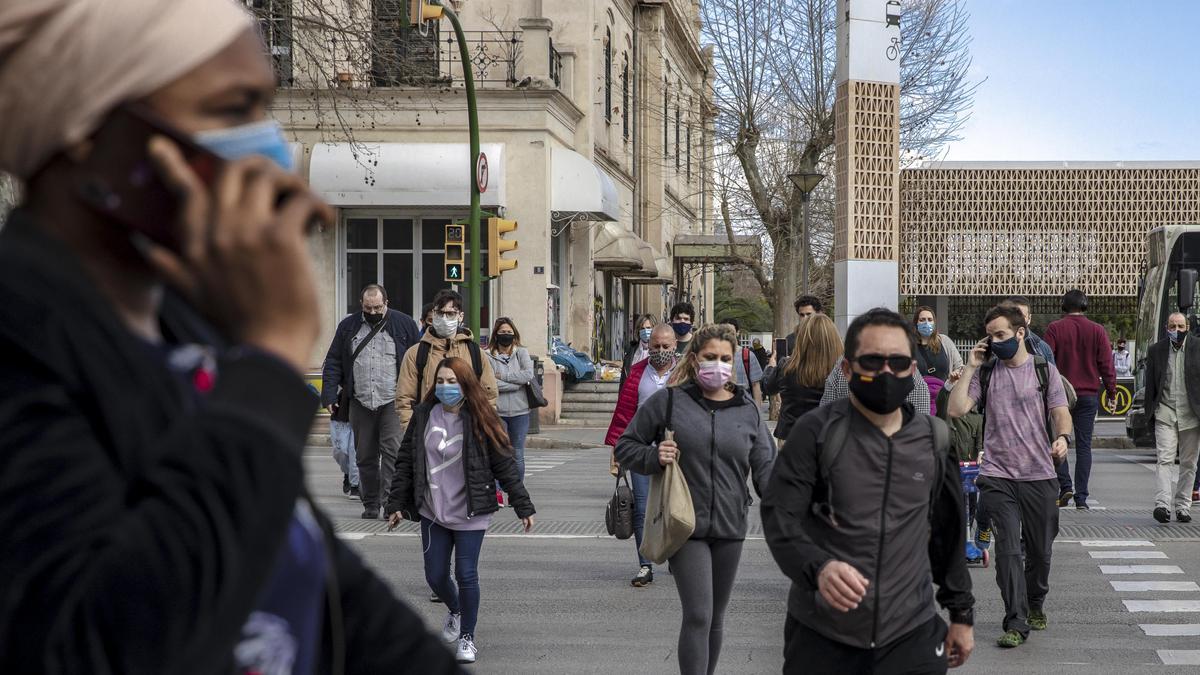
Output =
[{"x1": 1043, "y1": 290, "x2": 1118, "y2": 511}]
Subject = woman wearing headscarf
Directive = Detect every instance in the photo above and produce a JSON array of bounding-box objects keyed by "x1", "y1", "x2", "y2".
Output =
[{"x1": 0, "y1": 1, "x2": 458, "y2": 672}]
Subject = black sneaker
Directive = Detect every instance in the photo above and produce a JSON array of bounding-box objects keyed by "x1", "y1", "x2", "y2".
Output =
[
  {"x1": 1056, "y1": 490, "x2": 1074, "y2": 508},
  {"x1": 342, "y1": 473, "x2": 351, "y2": 496},
  {"x1": 361, "y1": 508, "x2": 379, "y2": 520},
  {"x1": 347, "y1": 485, "x2": 361, "y2": 501},
  {"x1": 631, "y1": 566, "x2": 654, "y2": 587},
  {"x1": 1154, "y1": 507, "x2": 1171, "y2": 523},
  {"x1": 1177, "y1": 511, "x2": 1193, "y2": 524},
  {"x1": 431, "y1": 592, "x2": 443, "y2": 603}
]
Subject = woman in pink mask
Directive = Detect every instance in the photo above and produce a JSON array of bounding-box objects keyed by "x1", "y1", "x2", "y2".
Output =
[{"x1": 615, "y1": 323, "x2": 775, "y2": 675}]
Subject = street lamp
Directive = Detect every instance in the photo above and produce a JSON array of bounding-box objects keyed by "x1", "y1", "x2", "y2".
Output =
[{"x1": 788, "y1": 171, "x2": 826, "y2": 294}]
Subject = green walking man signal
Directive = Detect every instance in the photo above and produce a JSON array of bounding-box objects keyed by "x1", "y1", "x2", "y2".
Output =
[{"x1": 444, "y1": 223, "x2": 465, "y2": 282}]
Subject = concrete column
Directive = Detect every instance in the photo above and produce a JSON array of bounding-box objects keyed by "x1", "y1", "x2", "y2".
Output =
[
  {"x1": 555, "y1": 47, "x2": 576, "y2": 104},
  {"x1": 518, "y1": 17, "x2": 554, "y2": 87}
]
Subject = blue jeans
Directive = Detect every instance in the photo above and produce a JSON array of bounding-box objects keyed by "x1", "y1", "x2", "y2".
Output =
[
  {"x1": 631, "y1": 471, "x2": 651, "y2": 568},
  {"x1": 1057, "y1": 395, "x2": 1099, "y2": 504},
  {"x1": 330, "y1": 419, "x2": 358, "y2": 487},
  {"x1": 501, "y1": 413, "x2": 530, "y2": 480},
  {"x1": 421, "y1": 518, "x2": 486, "y2": 637}
]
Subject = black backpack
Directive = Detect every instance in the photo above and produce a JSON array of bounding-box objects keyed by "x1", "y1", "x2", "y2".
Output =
[
  {"x1": 414, "y1": 335, "x2": 483, "y2": 396},
  {"x1": 810, "y1": 403, "x2": 951, "y2": 528}
]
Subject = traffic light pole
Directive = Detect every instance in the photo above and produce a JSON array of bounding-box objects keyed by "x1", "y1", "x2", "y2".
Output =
[{"x1": 437, "y1": 2, "x2": 483, "y2": 337}]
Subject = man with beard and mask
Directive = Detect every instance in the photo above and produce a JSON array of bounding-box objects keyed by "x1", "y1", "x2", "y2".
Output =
[
  {"x1": 1142, "y1": 313, "x2": 1200, "y2": 524},
  {"x1": 763, "y1": 308, "x2": 974, "y2": 674},
  {"x1": 604, "y1": 322, "x2": 678, "y2": 587},
  {"x1": 948, "y1": 304, "x2": 1072, "y2": 650},
  {"x1": 0, "y1": 1, "x2": 457, "y2": 671},
  {"x1": 398, "y1": 289, "x2": 498, "y2": 428},
  {"x1": 322, "y1": 284, "x2": 419, "y2": 518}
]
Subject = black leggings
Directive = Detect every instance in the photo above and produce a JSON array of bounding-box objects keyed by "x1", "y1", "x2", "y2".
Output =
[{"x1": 668, "y1": 538, "x2": 744, "y2": 675}]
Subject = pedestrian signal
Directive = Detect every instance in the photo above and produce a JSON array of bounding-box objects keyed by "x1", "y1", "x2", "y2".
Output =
[{"x1": 445, "y1": 263, "x2": 464, "y2": 282}]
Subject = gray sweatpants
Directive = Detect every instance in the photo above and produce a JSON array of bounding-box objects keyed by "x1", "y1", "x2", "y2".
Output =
[
  {"x1": 349, "y1": 398, "x2": 401, "y2": 512},
  {"x1": 979, "y1": 476, "x2": 1059, "y2": 637},
  {"x1": 668, "y1": 538, "x2": 744, "y2": 675}
]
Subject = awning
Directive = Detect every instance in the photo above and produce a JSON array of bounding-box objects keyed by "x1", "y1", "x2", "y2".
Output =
[
  {"x1": 593, "y1": 223, "x2": 643, "y2": 270},
  {"x1": 551, "y1": 147, "x2": 620, "y2": 222},
  {"x1": 673, "y1": 233, "x2": 762, "y2": 263},
  {"x1": 628, "y1": 251, "x2": 673, "y2": 285},
  {"x1": 308, "y1": 142, "x2": 506, "y2": 207}
]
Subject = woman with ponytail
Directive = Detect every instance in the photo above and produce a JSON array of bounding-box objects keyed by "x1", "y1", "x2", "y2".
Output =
[
  {"x1": 616, "y1": 324, "x2": 775, "y2": 675},
  {"x1": 387, "y1": 357, "x2": 536, "y2": 665}
]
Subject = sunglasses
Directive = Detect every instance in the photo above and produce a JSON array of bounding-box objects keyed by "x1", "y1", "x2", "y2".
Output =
[{"x1": 852, "y1": 354, "x2": 914, "y2": 373}]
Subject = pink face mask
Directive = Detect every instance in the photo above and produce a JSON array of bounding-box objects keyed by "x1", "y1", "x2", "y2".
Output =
[{"x1": 696, "y1": 360, "x2": 733, "y2": 391}]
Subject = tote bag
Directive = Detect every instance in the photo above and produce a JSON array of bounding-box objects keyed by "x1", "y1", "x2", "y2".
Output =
[{"x1": 639, "y1": 424, "x2": 695, "y2": 564}]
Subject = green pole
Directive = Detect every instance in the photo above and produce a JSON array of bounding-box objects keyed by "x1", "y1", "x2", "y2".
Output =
[{"x1": 438, "y1": 2, "x2": 482, "y2": 337}]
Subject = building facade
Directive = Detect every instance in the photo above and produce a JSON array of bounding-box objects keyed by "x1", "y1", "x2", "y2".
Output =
[
  {"x1": 249, "y1": 0, "x2": 715, "y2": 371},
  {"x1": 899, "y1": 161, "x2": 1200, "y2": 336}
]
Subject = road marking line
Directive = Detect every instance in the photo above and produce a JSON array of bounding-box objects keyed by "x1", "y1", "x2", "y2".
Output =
[
  {"x1": 1079, "y1": 540, "x2": 1154, "y2": 547},
  {"x1": 1111, "y1": 581, "x2": 1199, "y2": 592},
  {"x1": 1124, "y1": 600, "x2": 1200, "y2": 613},
  {"x1": 1101, "y1": 565, "x2": 1184, "y2": 575},
  {"x1": 1141, "y1": 624, "x2": 1200, "y2": 636},
  {"x1": 341, "y1": 532, "x2": 772, "y2": 541},
  {"x1": 1157, "y1": 650, "x2": 1200, "y2": 665},
  {"x1": 1090, "y1": 551, "x2": 1169, "y2": 559},
  {"x1": 335, "y1": 532, "x2": 372, "y2": 540}
]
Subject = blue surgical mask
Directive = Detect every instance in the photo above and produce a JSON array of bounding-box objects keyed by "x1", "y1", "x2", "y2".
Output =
[
  {"x1": 640, "y1": 328, "x2": 653, "y2": 343},
  {"x1": 193, "y1": 119, "x2": 294, "y2": 171},
  {"x1": 672, "y1": 322, "x2": 692, "y2": 338},
  {"x1": 917, "y1": 322, "x2": 935, "y2": 338},
  {"x1": 435, "y1": 383, "x2": 463, "y2": 407}
]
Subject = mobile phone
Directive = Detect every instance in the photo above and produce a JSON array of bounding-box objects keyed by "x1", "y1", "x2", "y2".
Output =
[
  {"x1": 75, "y1": 105, "x2": 223, "y2": 252},
  {"x1": 983, "y1": 338, "x2": 993, "y2": 360},
  {"x1": 774, "y1": 338, "x2": 789, "y2": 359}
]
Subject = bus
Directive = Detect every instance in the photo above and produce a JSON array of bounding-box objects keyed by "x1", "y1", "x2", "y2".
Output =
[{"x1": 1126, "y1": 225, "x2": 1200, "y2": 444}]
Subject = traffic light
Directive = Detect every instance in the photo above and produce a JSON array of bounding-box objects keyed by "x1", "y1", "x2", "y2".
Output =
[
  {"x1": 407, "y1": 0, "x2": 444, "y2": 26},
  {"x1": 444, "y1": 222, "x2": 465, "y2": 282},
  {"x1": 487, "y1": 217, "x2": 518, "y2": 276}
]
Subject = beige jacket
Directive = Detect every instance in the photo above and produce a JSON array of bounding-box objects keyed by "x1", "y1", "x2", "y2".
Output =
[{"x1": 396, "y1": 329, "x2": 498, "y2": 426}]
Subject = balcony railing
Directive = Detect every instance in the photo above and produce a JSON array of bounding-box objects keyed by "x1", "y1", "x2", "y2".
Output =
[
  {"x1": 550, "y1": 37, "x2": 563, "y2": 88},
  {"x1": 443, "y1": 30, "x2": 521, "y2": 88}
]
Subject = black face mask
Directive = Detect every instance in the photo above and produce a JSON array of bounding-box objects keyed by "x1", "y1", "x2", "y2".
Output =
[
  {"x1": 495, "y1": 333, "x2": 515, "y2": 347},
  {"x1": 363, "y1": 312, "x2": 384, "y2": 325},
  {"x1": 848, "y1": 371, "x2": 914, "y2": 415}
]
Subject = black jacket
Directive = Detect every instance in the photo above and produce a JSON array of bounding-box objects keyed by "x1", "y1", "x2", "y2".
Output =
[
  {"x1": 321, "y1": 309, "x2": 420, "y2": 407},
  {"x1": 387, "y1": 400, "x2": 535, "y2": 521},
  {"x1": 761, "y1": 361, "x2": 824, "y2": 441},
  {"x1": 1143, "y1": 335, "x2": 1200, "y2": 422},
  {"x1": 761, "y1": 400, "x2": 973, "y2": 649},
  {"x1": 0, "y1": 212, "x2": 461, "y2": 674}
]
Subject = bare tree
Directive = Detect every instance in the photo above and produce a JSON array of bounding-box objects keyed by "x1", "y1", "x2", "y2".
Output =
[{"x1": 704, "y1": 0, "x2": 978, "y2": 335}]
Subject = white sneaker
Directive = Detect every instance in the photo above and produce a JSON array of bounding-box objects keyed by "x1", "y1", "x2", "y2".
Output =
[
  {"x1": 441, "y1": 612, "x2": 461, "y2": 643},
  {"x1": 456, "y1": 635, "x2": 477, "y2": 664}
]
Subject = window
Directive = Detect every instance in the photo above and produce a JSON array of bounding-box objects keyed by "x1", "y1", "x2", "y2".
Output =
[
  {"x1": 621, "y1": 54, "x2": 630, "y2": 141},
  {"x1": 371, "y1": 0, "x2": 439, "y2": 86},
  {"x1": 604, "y1": 29, "x2": 612, "y2": 123},
  {"x1": 246, "y1": 0, "x2": 293, "y2": 85}
]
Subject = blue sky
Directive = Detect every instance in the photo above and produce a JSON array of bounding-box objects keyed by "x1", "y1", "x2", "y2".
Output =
[{"x1": 940, "y1": 1, "x2": 1200, "y2": 161}]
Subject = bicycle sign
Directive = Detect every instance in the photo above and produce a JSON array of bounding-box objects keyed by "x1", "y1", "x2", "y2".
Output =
[{"x1": 886, "y1": 37, "x2": 901, "y2": 61}]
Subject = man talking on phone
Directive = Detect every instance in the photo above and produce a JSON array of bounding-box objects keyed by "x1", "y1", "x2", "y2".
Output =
[{"x1": 0, "y1": 1, "x2": 460, "y2": 672}]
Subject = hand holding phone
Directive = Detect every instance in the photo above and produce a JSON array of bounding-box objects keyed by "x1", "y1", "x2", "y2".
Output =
[{"x1": 774, "y1": 338, "x2": 789, "y2": 360}]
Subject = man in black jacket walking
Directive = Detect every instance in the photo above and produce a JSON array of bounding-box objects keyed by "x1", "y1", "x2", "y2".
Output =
[
  {"x1": 763, "y1": 308, "x2": 975, "y2": 673},
  {"x1": 322, "y1": 284, "x2": 419, "y2": 519},
  {"x1": 1142, "y1": 312, "x2": 1200, "y2": 523}
]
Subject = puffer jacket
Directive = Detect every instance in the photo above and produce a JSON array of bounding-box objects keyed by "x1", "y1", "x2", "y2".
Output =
[
  {"x1": 396, "y1": 328, "x2": 498, "y2": 426},
  {"x1": 386, "y1": 400, "x2": 534, "y2": 521}
]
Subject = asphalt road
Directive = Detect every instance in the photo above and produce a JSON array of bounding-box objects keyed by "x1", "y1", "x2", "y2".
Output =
[{"x1": 306, "y1": 437, "x2": 1200, "y2": 674}]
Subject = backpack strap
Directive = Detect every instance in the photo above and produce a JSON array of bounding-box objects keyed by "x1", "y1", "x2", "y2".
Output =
[
  {"x1": 1033, "y1": 356, "x2": 1055, "y2": 442},
  {"x1": 926, "y1": 415, "x2": 951, "y2": 524},
  {"x1": 811, "y1": 405, "x2": 851, "y2": 526},
  {"x1": 742, "y1": 347, "x2": 751, "y2": 384},
  {"x1": 468, "y1": 340, "x2": 483, "y2": 377},
  {"x1": 414, "y1": 340, "x2": 433, "y2": 397},
  {"x1": 977, "y1": 357, "x2": 997, "y2": 413},
  {"x1": 658, "y1": 386, "x2": 675, "y2": 444}
]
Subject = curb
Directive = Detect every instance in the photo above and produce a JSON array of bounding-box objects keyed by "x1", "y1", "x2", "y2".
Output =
[
  {"x1": 1094, "y1": 437, "x2": 1136, "y2": 449},
  {"x1": 526, "y1": 435, "x2": 605, "y2": 450}
]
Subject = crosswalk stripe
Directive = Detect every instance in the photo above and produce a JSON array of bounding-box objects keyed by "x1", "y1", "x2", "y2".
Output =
[
  {"x1": 1157, "y1": 650, "x2": 1200, "y2": 665},
  {"x1": 1090, "y1": 550, "x2": 1169, "y2": 559},
  {"x1": 1140, "y1": 624, "x2": 1200, "y2": 636},
  {"x1": 1111, "y1": 581, "x2": 1199, "y2": 592},
  {"x1": 1101, "y1": 565, "x2": 1184, "y2": 575},
  {"x1": 1124, "y1": 600, "x2": 1200, "y2": 612},
  {"x1": 1080, "y1": 540, "x2": 1154, "y2": 547}
]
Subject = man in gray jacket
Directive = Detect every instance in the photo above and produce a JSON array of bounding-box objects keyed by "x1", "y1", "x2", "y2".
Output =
[{"x1": 763, "y1": 308, "x2": 975, "y2": 673}]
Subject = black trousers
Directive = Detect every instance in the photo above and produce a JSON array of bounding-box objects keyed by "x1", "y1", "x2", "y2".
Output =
[
  {"x1": 349, "y1": 398, "x2": 401, "y2": 511},
  {"x1": 783, "y1": 613, "x2": 948, "y2": 675},
  {"x1": 978, "y1": 476, "x2": 1059, "y2": 637}
]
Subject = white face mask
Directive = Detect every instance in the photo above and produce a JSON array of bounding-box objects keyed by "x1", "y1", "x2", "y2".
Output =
[{"x1": 432, "y1": 313, "x2": 460, "y2": 338}]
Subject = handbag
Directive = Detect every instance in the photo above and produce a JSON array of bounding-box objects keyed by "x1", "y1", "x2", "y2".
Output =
[
  {"x1": 524, "y1": 379, "x2": 548, "y2": 408},
  {"x1": 331, "y1": 318, "x2": 388, "y2": 423},
  {"x1": 639, "y1": 391, "x2": 695, "y2": 564},
  {"x1": 605, "y1": 470, "x2": 635, "y2": 540}
]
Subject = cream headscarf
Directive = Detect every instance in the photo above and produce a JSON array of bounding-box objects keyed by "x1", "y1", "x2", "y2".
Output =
[{"x1": 0, "y1": 0, "x2": 253, "y2": 179}]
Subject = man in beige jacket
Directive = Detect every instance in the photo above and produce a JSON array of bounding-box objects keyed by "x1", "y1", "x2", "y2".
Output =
[{"x1": 396, "y1": 289, "x2": 498, "y2": 427}]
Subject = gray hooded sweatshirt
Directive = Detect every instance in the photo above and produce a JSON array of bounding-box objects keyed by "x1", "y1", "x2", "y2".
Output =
[{"x1": 615, "y1": 383, "x2": 775, "y2": 540}]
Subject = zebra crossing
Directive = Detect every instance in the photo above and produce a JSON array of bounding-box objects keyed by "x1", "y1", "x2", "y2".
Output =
[
  {"x1": 1087, "y1": 539, "x2": 1200, "y2": 666},
  {"x1": 521, "y1": 451, "x2": 580, "y2": 476}
]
